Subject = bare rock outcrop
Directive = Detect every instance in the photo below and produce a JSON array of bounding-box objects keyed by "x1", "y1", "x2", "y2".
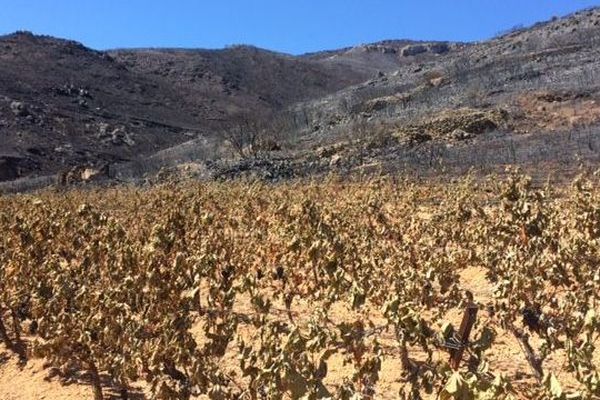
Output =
[
  {"x1": 395, "y1": 108, "x2": 508, "y2": 142},
  {"x1": 401, "y1": 44, "x2": 428, "y2": 57}
]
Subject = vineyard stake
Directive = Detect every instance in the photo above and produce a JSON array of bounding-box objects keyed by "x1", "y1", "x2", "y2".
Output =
[
  {"x1": 0, "y1": 316, "x2": 13, "y2": 349},
  {"x1": 449, "y1": 302, "x2": 478, "y2": 370}
]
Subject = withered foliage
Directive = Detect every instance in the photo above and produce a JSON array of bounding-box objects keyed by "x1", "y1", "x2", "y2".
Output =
[{"x1": 0, "y1": 171, "x2": 599, "y2": 399}]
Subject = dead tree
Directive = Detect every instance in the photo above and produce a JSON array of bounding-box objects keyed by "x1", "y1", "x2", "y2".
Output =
[
  {"x1": 224, "y1": 111, "x2": 266, "y2": 158},
  {"x1": 224, "y1": 110, "x2": 290, "y2": 157}
]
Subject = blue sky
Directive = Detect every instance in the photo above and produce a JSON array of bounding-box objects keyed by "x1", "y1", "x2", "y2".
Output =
[{"x1": 1, "y1": 1, "x2": 599, "y2": 54}]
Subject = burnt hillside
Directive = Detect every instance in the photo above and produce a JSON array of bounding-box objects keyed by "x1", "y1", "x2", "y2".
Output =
[{"x1": 2, "y1": 7, "x2": 600, "y2": 189}]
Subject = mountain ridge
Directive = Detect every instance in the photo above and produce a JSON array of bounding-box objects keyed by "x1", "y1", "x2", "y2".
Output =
[{"x1": 1, "y1": 6, "x2": 600, "y2": 189}]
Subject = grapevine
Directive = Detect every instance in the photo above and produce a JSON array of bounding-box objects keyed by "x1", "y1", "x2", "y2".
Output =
[{"x1": 0, "y1": 172, "x2": 599, "y2": 399}]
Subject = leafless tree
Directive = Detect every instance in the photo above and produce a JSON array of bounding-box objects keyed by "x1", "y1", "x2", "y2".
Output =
[
  {"x1": 223, "y1": 110, "x2": 296, "y2": 158},
  {"x1": 223, "y1": 111, "x2": 265, "y2": 158}
]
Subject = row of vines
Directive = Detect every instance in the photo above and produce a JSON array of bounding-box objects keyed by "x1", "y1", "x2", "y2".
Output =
[{"x1": 0, "y1": 171, "x2": 599, "y2": 399}]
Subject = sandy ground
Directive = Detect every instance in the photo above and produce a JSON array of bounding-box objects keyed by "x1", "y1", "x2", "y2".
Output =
[
  {"x1": 0, "y1": 353, "x2": 93, "y2": 400},
  {"x1": 0, "y1": 266, "x2": 597, "y2": 399}
]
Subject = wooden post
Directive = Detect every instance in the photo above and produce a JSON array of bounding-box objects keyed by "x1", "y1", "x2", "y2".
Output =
[
  {"x1": 511, "y1": 327, "x2": 543, "y2": 382},
  {"x1": 449, "y1": 302, "x2": 478, "y2": 370},
  {"x1": 0, "y1": 315, "x2": 13, "y2": 349},
  {"x1": 87, "y1": 359, "x2": 104, "y2": 400}
]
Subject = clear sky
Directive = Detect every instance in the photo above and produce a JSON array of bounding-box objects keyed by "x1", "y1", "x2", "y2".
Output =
[{"x1": 1, "y1": 0, "x2": 599, "y2": 54}]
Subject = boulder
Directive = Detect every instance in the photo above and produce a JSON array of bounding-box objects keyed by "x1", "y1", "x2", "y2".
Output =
[
  {"x1": 451, "y1": 129, "x2": 474, "y2": 140},
  {"x1": 81, "y1": 168, "x2": 101, "y2": 182},
  {"x1": 329, "y1": 154, "x2": 342, "y2": 166},
  {"x1": 10, "y1": 101, "x2": 29, "y2": 117},
  {"x1": 97, "y1": 122, "x2": 110, "y2": 137},
  {"x1": 429, "y1": 76, "x2": 446, "y2": 87},
  {"x1": 109, "y1": 127, "x2": 135, "y2": 146},
  {"x1": 57, "y1": 164, "x2": 109, "y2": 186}
]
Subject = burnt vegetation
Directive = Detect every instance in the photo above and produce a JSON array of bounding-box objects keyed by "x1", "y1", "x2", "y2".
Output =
[{"x1": 2, "y1": 7, "x2": 600, "y2": 191}]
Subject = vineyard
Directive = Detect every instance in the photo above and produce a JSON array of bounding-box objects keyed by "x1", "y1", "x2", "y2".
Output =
[{"x1": 1, "y1": 170, "x2": 600, "y2": 400}]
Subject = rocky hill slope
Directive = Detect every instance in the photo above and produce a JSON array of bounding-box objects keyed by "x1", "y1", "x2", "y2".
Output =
[
  {"x1": 0, "y1": 31, "x2": 454, "y2": 182},
  {"x1": 1, "y1": 7, "x2": 600, "y2": 189}
]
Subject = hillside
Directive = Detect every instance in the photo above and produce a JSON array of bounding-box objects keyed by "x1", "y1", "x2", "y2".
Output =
[
  {"x1": 1, "y1": 32, "x2": 455, "y2": 183},
  {"x1": 0, "y1": 32, "x2": 206, "y2": 180},
  {"x1": 109, "y1": 39, "x2": 458, "y2": 109},
  {"x1": 1, "y1": 7, "x2": 600, "y2": 190}
]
